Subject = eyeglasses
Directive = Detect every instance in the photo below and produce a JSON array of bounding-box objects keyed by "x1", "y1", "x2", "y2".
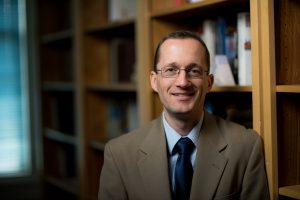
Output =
[{"x1": 155, "y1": 65, "x2": 208, "y2": 78}]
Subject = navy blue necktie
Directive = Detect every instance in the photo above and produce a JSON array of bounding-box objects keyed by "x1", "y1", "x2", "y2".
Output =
[{"x1": 173, "y1": 137, "x2": 195, "y2": 200}]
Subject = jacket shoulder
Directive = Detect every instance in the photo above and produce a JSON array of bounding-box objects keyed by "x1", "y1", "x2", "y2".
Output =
[
  {"x1": 215, "y1": 113, "x2": 258, "y2": 136},
  {"x1": 206, "y1": 112, "x2": 261, "y2": 149}
]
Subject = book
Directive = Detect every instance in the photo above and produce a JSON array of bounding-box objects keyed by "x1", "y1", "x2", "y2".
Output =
[
  {"x1": 201, "y1": 19, "x2": 216, "y2": 72},
  {"x1": 126, "y1": 101, "x2": 138, "y2": 132},
  {"x1": 213, "y1": 55, "x2": 236, "y2": 86},
  {"x1": 110, "y1": 38, "x2": 135, "y2": 83},
  {"x1": 186, "y1": 0, "x2": 204, "y2": 3},
  {"x1": 173, "y1": 0, "x2": 185, "y2": 6},
  {"x1": 226, "y1": 106, "x2": 252, "y2": 128},
  {"x1": 106, "y1": 101, "x2": 123, "y2": 139},
  {"x1": 225, "y1": 25, "x2": 238, "y2": 83},
  {"x1": 108, "y1": 0, "x2": 136, "y2": 22},
  {"x1": 216, "y1": 17, "x2": 226, "y2": 55},
  {"x1": 106, "y1": 100, "x2": 138, "y2": 137},
  {"x1": 201, "y1": 18, "x2": 237, "y2": 85},
  {"x1": 237, "y1": 12, "x2": 252, "y2": 86}
]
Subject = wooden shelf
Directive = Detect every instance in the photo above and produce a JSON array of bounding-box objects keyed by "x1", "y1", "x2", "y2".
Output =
[
  {"x1": 279, "y1": 185, "x2": 300, "y2": 199},
  {"x1": 44, "y1": 128, "x2": 77, "y2": 146},
  {"x1": 45, "y1": 176, "x2": 79, "y2": 196},
  {"x1": 89, "y1": 140, "x2": 107, "y2": 152},
  {"x1": 84, "y1": 18, "x2": 135, "y2": 34},
  {"x1": 42, "y1": 82, "x2": 75, "y2": 92},
  {"x1": 41, "y1": 29, "x2": 73, "y2": 44},
  {"x1": 276, "y1": 85, "x2": 300, "y2": 93},
  {"x1": 211, "y1": 86, "x2": 252, "y2": 93},
  {"x1": 86, "y1": 83, "x2": 137, "y2": 93},
  {"x1": 151, "y1": 0, "x2": 248, "y2": 18}
]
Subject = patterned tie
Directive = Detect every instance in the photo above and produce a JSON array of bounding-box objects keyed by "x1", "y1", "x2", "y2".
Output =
[{"x1": 173, "y1": 137, "x2": 195, "y2": 200}]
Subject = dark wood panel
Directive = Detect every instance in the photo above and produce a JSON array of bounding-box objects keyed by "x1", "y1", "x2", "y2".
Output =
[
  {"x1": 277, "y1": 93, "x2": 300, "y2": 187},
  {"x1": 275, "y1": 0, "x2": 300, "y2": 85}
]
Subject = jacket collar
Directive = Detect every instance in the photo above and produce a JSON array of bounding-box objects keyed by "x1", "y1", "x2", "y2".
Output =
[
  {"x1": 137, "y1": 112, "x2": 228, "y2": 200},
  {"x1": 137, "y1": 117, "x2": 173, "y2": 200},
  {"x1": 190, "y1": 111, "x2": 228, "y2": 199}
]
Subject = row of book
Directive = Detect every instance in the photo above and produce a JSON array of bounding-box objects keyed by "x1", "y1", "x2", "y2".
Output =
[
  {"x1": 108, "y1": 0, "x2": 136, "y2": 22},
  {"x1": 108, "y1": 11, "x2": 251, "y2": 86},
  {"x1": 106, "y1": 100, "x2": 138, "y2": 139},
  {"x1": 108, "y1": 0, "x2": 206, "y2": 22},
  {"x1": 200, "y1": 12, "x2": 252, "y2": 86},
  {"x1": 109, "y1": 38, "x2": 136, "y2": 83},
  {"x1": 205, "y1": 98, "x2": 253, "y2": 129},
  {"x1": 47, "y1": 93, "x2": 75, "y2": 135}
]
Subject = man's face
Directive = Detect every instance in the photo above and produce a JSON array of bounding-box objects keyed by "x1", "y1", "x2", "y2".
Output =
[{"x1": 150, "y1": 38, "x2": 213, "y2": 119}]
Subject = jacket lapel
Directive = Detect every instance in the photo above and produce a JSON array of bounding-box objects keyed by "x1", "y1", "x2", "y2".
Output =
[
  {"x1": 137, "y1": 117, "x2": 172, "y2": 200},
  {"x1": 190, "y1": 112, "x2": 228, "y2": 200}
]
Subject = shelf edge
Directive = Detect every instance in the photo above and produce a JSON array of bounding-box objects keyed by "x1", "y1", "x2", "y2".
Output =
[
  {"x1": 276, "y1": 85, "x2": 300, "y2": 93},
  {"x1": 279, "y1": 185, "x2": 300, "y2": 199},
  {"x1": 211, "y1": 86, "x2": 252, "y2": 92},
  {"x1": 44, "y1": 128, "x2": 77, "y2": 145},
  {"x1": 45, "y1": 176, "x2": 79, "y2": 196},
  {"x1": 41, "y1": 29, "x2": 73, "y2": 44},
  {"x1": 86, "y1": 83, "x2": 137, "y2": 92},
  {"x1": 42, "y1": 82, "x2": 75, "y2": 92},
  {"x1": 151, "y1": 0, "x2": 230, "y2": 18},
  {"x1": 89, "y1": 140, "x2": 107, "y2": 151}
]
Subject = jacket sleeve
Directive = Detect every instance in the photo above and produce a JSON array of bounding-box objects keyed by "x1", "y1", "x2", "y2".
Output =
[
  {"x1": 241, "y1": 133, "x2": 270, "y2": 200},
  {"x1": 98, "y1": 142, "x2": 127, "y2": 200}
]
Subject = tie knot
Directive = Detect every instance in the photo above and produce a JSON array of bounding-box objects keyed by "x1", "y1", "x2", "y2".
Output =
[{"x1": 173, "y1": 137, "x2": 195, "y2": 156}]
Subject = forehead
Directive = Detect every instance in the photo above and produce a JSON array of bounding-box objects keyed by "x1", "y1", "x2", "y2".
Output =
[
  {"x1": 160, "y1": 38, "x2": 203, "y2": 51},
  {"x1": 158, "y1": 38, "x2": 207, "y2": 66}
]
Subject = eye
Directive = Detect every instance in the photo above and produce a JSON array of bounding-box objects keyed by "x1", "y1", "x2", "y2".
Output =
[
  {"x1": 164, "y1": 66, "x2": 177, "y2": 73},
  {"x1": 189, "y1": 67, "x2": 202, "y2": 76}
]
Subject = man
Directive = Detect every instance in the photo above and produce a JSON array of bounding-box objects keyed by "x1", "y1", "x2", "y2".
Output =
[{"x1": 99, "y1": 30, "x2": 269, "y2": 200}]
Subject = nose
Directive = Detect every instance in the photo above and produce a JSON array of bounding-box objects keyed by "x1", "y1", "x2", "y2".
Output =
[{"x1": 175, "y1": 70, "x2": 190, "y2": 87}]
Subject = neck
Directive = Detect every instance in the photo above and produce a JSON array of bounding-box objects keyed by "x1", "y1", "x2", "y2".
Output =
[{"x1": 163, "y1": 110, "x2": 203, "y2": 136}]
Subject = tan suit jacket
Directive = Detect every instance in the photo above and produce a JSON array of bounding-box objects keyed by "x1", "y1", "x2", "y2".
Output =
[{"x1": 99, "y1": 112, "x2": 269, "y2": 200}]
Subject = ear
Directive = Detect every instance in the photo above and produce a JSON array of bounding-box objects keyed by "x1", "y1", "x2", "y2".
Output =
[
  {"x1": 150, "y1": 71, "x2": 158, "y2": 92},
  {"x1": 207, "y1": 74, "x2": 214, "y2": 91}
]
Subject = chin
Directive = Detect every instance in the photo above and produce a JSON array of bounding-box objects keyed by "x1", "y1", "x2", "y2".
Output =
[{"x1": 169, "y1": 108, "x2": 193, "y2": 117}]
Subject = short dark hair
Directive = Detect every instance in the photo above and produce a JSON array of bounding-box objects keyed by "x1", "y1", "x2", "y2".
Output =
[{"x1": 153, "y1": 30, "x2": 210, "y2": 71}]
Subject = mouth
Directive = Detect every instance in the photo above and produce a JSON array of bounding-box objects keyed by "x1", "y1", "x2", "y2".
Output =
[
  {"x1": 171, "y1": 91, "x2": 195, "y2": 100},
  {"x1": 172, "y1": 92, "x2": 194, "y2": 96}
]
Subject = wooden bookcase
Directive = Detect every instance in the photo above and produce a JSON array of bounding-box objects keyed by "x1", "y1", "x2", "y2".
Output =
[
  {"x1": 250, "y1": 0, "x2": 300, "y2": 199},
  {"x1": 37, "y1": 0, "x2": 80, "y2": 199},
  {"x1": 79, "y1": 0, "x2": 138, "y2": 199},
  {"x1": 275, "y1": 2, "x2": 300, "y2": 197},
  {"x1": 36, "y1": 0, "x2": 300, "y2": 199},
  {"x1": 137, "y1": 0, "x2": 300, "y2": 200}
]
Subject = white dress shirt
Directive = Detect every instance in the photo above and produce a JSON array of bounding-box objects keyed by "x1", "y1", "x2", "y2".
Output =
[{"x1": 162, "y1": 112, "x2": 204, "y2": 191}]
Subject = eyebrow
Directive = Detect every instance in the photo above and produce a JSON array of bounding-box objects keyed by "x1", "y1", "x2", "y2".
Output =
[
  {"x1": 165, "y1": 62, "x2": 203, "y2": 69},
  {"x1": 164, "y1": 62, "x2": 179, "y2": 68},
  {"x1": 185, "y1": 63, "x2": 203, "y2": 69}
]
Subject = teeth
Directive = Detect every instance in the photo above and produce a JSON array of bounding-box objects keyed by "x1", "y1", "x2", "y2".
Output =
[{"x1": 174, "y1": 93, "x2": 191, "y2": 96}]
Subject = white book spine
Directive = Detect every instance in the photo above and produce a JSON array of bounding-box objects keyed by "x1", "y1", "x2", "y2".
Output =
[
  {"x1": 109, "y1": 0, "x2": 136, "y2": 22},
  {"x1": 201, "y1": 20, "x2": 216, "y2": 74},
  {"x1": 237, "y1": 12, "x2": 252, "y2": 86}
]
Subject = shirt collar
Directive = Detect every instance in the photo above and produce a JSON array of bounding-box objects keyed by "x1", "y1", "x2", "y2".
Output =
[{"x1": 163, "y1": 112, "x2": 204, "y2": 155}]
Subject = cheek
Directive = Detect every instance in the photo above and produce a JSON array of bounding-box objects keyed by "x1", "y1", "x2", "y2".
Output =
[
  {"x1": 157, "y1": 79, "x2": 172, "y2": 92},
  {"x1": 195, "y1": 81, "x2": 210, "y2": 98}
]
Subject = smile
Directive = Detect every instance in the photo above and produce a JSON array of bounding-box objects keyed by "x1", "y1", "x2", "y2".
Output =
[{"x1": 171, "y1": 91, "x2": 195, "y2": 97}]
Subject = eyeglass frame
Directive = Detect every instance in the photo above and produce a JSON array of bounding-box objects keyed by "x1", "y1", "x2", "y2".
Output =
[{"x1": 155, "y1": 65, "x2": 209, "y2": 79}]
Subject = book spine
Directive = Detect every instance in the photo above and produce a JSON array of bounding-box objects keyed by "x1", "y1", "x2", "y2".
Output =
[
  {"x1": 201, "y1": 19, "x2": 216, "y2": 74},
  {"x1": 108, "y1": 0, "x2": 136, "y2": 22},
  {"x1": 237, "y1": 12, "x2": 252, "y2": 86}
]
